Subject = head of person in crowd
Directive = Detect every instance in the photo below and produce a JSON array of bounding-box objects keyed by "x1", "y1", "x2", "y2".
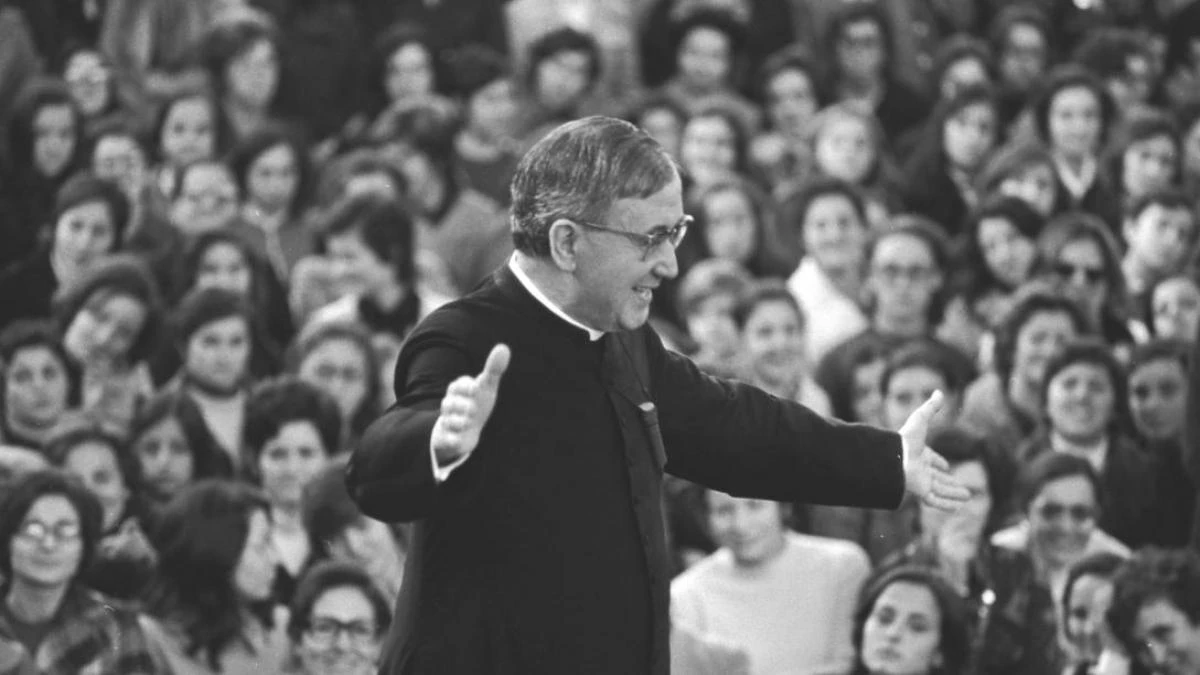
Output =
[
  {"x1": 823, "y1": 1, "x2": 896, "y2": 89},
  {"x1": 42, "y1": 416, "x2": 138, "y2": 533},
  {"x1": 1014, "y1": 452, "x2": 1104, "y2": 572},
  {"x1": 848, "y1": 341, "x2": 889, "y2": 425},
  {"x1": 523, "y1": 27, "x2": 602, "y2": 117},
  {"x1": 1126, "y1": 338, "x2": 1191, "y2": 443},
  {"x1": 988, "y1": 5, "x2": 1050, "y2": 94},
  {"x1": 991, "y1": 284, "x2": 1089, "y2": 403},
  {"x1": 862, "y1": 216, "x2": 950, "y2": 335},
  {"x1": 153, "y1": 90, "x2": 221, "y2": 172},
  {"x1": 687, "y1": 178, "x2": 781, "y2": 277},
  {"x1": 0, "y1": 469, "x2": 103, "y2": 611},
  {"x1": 367, "y1": 22, "x2": 440, "y2": 117},
  {"x1": 129, "y1": 390, "x2": 233, "y2": 505},
  {"x1": 1035, "y1": 212, "x2": 1128, "y2": 333},
  {"x1": 60, "y1": 45, "x2": 118, "y2": 120},
  {"x1": 679, "y1": 106, "x2": 746, "y2": 192},
  {"x1": 229, "y1": 123, "x2": 312, "y2": 221},
  {"x1": 147, "y1": 479, "x2": 278, "y2": 670},
  {"x1": 1123, "y1": 190, "x2": 1196, "y2": 286},
  {"x1": 244, "y1": 376, "x2": 341, "y2": 512},
  {"x1": 1072, "y1": 27, "x2": 1157, "y2": 114},
  {"x1": 758, "y1": 49, "x2": 823, "y2": 142},
  {"x1": 287, "y1": 560, "x2": 393, "y2": 675},
  {"x1": 920, "y1": 427, "x2": 1005, "y2": 567},
  {"x1": 808, "y1": 102, "x2": 884, "y2": 188},
  {"x1": 314, "y1": 150, "x2": 408, "y2": 207},
  {"x1": 669, "y1": 8, "x2": 746, "y2": 94},
  {"x1": 1060, "y1": 551, "x2": 1126, "y2": 669},
  {"x1": 302, "y1": 461, "x2": 405, "y2": 603},
  {"x1": 318, "y1": 192, "x2": 416, "y2": 310},
  {"x1": 1038, "y1": 337, "x2": 1131, "y2": 446},
  {"x1": 290, "y1": 321, "x2": 381, "y2": 446},
  {"x1": 48, "y1": 171, "x2": 130, "y2": 278},
  {"x1": 976, "y1": 142, "x2": 1059, "y2": 219},
  {"x1": 1107, "y1": 547, "x2": 1200, "y2": 674},
  {"x1": 6, "y1": 78, "x2": 85, "y2": 183},
  {"x1": 54, "y1": 254, "x2": 162, "y2": 370},
  {"x1": 879, "y1": 343, "x2": 965, "y2": 433},
  {"x1": 90, "y1": 119, "x2": 151, "y2": 203},
  {"x1": 703, "y1": 489, "x2": 791, "y2": 568},
  {"x1": 626, "y1": 94, "x2": 687, "y2": 161},
  {"x1": 173, "y1": 287, "x2": 256, "y2": 397},
  {"x1": 446, "y1": 44, "x2": 517, "y2": 147},
  {"x1": 1033, "y1": 66, "x2": 1117, "y2": 163},
  {"x1": 0, "y1": 321, "x2": 79, "y2": 450},
  {"x1": 924, "y1": 84, "x2": 1001, "y2": 178},
  {"x1": 676, "y1": 258, "x2": 753, "y2": 372},
  {"x1": 170, "y1": 159, "x2": 242, "y2": 235},
  {"x1": 1147, "y1": 272, "x2": 1200, "y2": 341},
  {"x1": 201, "y1": 16, "x2": 280, "y2": 115},
  {"x1": 959, "y1": 195, "x2": 1043, "y2": 301},
  {"x1": 374, "y1": 101, "x2": 460, "y2": 220},
  {"x1": 1107, "y1": 112, "x2": 1182, "y2": 204},
  {"x1": 852, "y1": 564, "x2": 970, "y2": 675},
  {"x1": 791, "y1": 177, "x2": 869, "y2": 277},
  {"x1": 182, "y1": 227, "x2": 267, "y2": 304},
  {"x1": 929, "y1": 35, "x2": 994, "y2": 103},
  {"x1": 731, "y1": 280, "x2": 810, "y2": 396}
]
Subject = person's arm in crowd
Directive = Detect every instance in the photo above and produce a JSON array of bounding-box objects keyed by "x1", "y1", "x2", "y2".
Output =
[{"x1": 822, "y1": 543, "x2": 871, "y2": 675}]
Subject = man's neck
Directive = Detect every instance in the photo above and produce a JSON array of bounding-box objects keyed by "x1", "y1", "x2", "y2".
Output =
[
  {"x1": 6, "y1": 580, "x2": 68, "y2": 625},
  {"x1": 511, "y1": 252, "x2": 604, "y2": 337}
]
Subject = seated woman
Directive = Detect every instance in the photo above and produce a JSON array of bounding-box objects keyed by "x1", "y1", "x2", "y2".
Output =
[
  {"x1": 0, "y1": 468, "x2": 159, "y2": 673},
  {"x1": 974, "y1": 452, "x2": 1128, "y2": 675},
  {"x1": 1107, "y1": 547, "x2": 1200, "y2": 675},
  {"x1": 0, "y1": 321, "x2": 78, "y2": 451},
  {"x1": 1059, "y1": 552, "x2": 1127, "y2": 675},
  {"x1": 671, "y1": 489, "x2": 870, "y2": 674},
  {"x1": 142, "y1": 479, "x2": 288, "y2": 675},
  {"x1": 851, "y1": 564, "x2": 970, "y2": 675},
  {"x1": 286, "y1": 560, "x2": 393, "y2": 675},
  {"x1": 244, "y1": 376, "x2": 341, "y2": 606}
]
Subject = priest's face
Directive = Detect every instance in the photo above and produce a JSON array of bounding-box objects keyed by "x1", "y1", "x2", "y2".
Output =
[{"x1": 571, "y1": 177, "x2": 684, "y2": 332}]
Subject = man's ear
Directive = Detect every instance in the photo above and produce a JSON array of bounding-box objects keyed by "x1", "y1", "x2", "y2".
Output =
[{"x1": 547, "y1": 219, "x2": 581, "y2": 272}]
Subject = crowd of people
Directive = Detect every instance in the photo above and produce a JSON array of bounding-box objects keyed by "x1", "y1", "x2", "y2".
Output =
[{"x1": 1, "y1": 0, "x2": 1200, "y2": 673}]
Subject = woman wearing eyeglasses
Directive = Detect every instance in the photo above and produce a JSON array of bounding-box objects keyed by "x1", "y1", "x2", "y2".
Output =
[
  {"x1": 0, "y1": 469, "x2": 161, "y2": 673},
  {"x1": 286, "y1": 560, "x2": 392, "y2": 675}
]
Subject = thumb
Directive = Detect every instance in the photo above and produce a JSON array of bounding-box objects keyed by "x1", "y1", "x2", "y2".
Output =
[
  {"x1": 475, "y1": 344, "x2": 511, "y2": 392},
  {"x1": 902, "y1": 390, "x2": 944, "y2": 433}
]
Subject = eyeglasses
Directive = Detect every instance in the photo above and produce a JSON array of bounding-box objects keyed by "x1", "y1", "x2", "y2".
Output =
[
  {"x1": 1052, "y1": 262, "x2": 1106, "y2": 285},
  {"x1": 570, "y1": 215, "x2": 691, "y2": 260},
  {"x1": 16, "y1": 520, "x2": 82, "y2": 547},
  {"x1": 1035, "y1": 502, "x2": 1095, "y2": 523},
  {"x1": 305, "y1": 618, "x2": 378, "y2": 647}
]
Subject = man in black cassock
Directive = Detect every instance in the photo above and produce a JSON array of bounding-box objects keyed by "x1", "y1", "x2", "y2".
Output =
[{"x1": 345, "y1": 115, "x2": 967, "y2": 675}]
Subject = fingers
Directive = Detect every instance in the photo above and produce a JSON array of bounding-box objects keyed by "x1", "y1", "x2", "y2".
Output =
[
  {"x1": 927, "y1": 448, "x2": 950, "y2": 473},
  {"x1": 902, "y1": 390, "x2": 944, "y2": 432},
  {"x1": 476, "y1": 344, "x2": 511, "y2": 392}
]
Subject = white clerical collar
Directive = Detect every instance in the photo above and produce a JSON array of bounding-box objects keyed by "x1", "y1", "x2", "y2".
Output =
[{"x1": 508, "y1": 256, "x2": 604, "y2": 341}]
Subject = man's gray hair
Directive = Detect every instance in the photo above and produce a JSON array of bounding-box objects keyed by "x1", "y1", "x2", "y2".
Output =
[{"x1": 510, "y1": 116, "x2": 679, "y2": 257}]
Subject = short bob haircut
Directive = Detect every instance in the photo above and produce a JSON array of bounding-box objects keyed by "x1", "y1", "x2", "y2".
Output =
[
  {"x1": 927, "y1": 425, "x2": 1011, "y2": 535},
  {"x1": 863, "y1": 215, "x2": 952, "y2": 325},
  {"x1": 668, "y1": 7, "x2": 747, "y2": 86},
  {"x1": 757, "y1": 47, "x2": 825, "y2": 115},
  {"x1": 52, "y1": 254, "x2": 164, "y2": 364},
  {"x1": 52, "y1": 171, "x2": 131, "y2": 247},
  {"x1": 1061, "y1": 551, "x2": 1126, "y2": 643},
  {"x1": 1107, "y1": 111, "x2": 1182, "y2": 200},
  {"x1": 0, "y1": 468, "x2": 104, "y2": 580},
  {"x1": 1127, "y1": 338, "x2": 1191, "y2": 377},
  {"x1": 319, "y1": 192, "x2": 415, "y2": 288},
  {"x1": 1014, "y1": 451, "x2": 1104, "y2": 516},
  {"x1": 151, "y1": 88, "x2": 223, "y2": 164},
  {"x1": 991, "y1": 283, "x2": 1090, "y2": 384},
  {"x1": 227, "y1": 123, "x2": 313, "y2": 218},
  {"x1": 5, "y1": 77, "x2": 84, "y2": 178},
  {"x1": 823, "y1": 1, "x2": 898, "y2": 87},
  {"x1": 779, "y1": 176, "x2": 869, "y2": 247},
  {"x1": 0, "y1": 319, "x2": 81, "y2": 407},
  {"x1": 1034, "y1": 211, "x2": 1129, "y2": 326},
  {"x1": 975, "y1": 142, "x2": 1056, "y2": 205},
  {"x1": 523, "y1": 27, "x2": 602, "y2": 96},
  {"x1": 287, "y1": 320, "x2": 381, "y2": 440},
  {"x1": 731, "y1": 279, "x2": 804, "y2": 332},
  {"x1": 1107, "y1": 547, "x2": 1200, "y2": 654},
  {"x1": 880, "y1": 342, "x2": 969, "y2": 398},
  {"x1": 1038, "y1": 337, "x2": 1131, "y2": 434},
  {"x1": 1031, "y1": 65, "x2": 1118, "y2": 151},
  {"x1": 287, "y1": 559, "x2": 394, "y2": 643},
  {"x1": 851, "y1": 564, "x2": 970, "y2": 675},
  {"x1": 957, "y1": 195, "x2": 1045, "y2": 299},
  {"x1": 510, "y1": 116, "x2": 678, "y2": 258},
  {"x1": 243, "y1": 376, "x2": 341, "y2": 478},
  {"x1": 929, "y1": 35, "x2": 994, "y2": 97},
  {"x1": 367, "y1": 22, "x2": 440, "y2": 114},
  {"x1": 129, "y1": 390, "x2": 235, "y2": 488},
  {"x1": 200, "y1": 16, "x2": 279, "y2": 99},
  {"x1": 42, "y1": 415, "x2": 141, "y2": 501}
]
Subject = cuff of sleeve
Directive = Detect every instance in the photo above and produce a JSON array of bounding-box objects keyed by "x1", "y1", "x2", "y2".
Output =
[{"x1": 431, "y1": 440, "x2": 471, "y2": 483}]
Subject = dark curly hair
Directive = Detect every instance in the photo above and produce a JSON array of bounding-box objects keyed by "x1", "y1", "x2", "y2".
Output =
[
  {"x1": 851, "y1": 564, "x2": 970, "y2": 675},
  {"x1": 1108, "y1": 547, "x2": 1200, "y2": 655}
]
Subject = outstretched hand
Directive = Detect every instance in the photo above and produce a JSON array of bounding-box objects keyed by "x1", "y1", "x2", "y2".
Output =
[
  {"x1": 899, "y1": 391, "x2": 970, "y2": 511},
  {"x1": 431, "y1": 344, "x2": 511, "y2": 466}
]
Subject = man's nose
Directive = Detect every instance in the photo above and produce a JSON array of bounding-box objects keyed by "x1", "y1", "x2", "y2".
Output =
[{"x1": 654, "y1": 246, "x2": 679, "y2": 280}]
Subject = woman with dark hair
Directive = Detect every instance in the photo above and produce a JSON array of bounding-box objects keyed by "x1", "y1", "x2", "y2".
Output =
[
  {"x1": 0, "y1": 468, "x2": 160, "y2": 673},
  {"x1": 512, "y1": 26, "x2": 602, "y2": 143},
  {"x1": 901, "y1": 84, "x2": 1002, "y2": 239},
  {"x1": 988, "y1": 5, "x2": 1050, "y2": 131},
  {"x1": 682, "y1": 178, "x2": 791, "y2": 280},
  {"x1": 447, "y1": 44, "x2": 521, "y2": 207},
  {"x1": 129, "y1": 390, "x2": 234, "y2": 510},
  {"x1": 1059, "y1": 551, "x2": 1127, "y2": 675},
  {"x1": 358, "y1": 21, "x2": 445, "y2": 137},
  {"x1": 59, "y1": 45, "x2": 128, "y2": 135},
  {"x1": 287, "y1": 560, "x2": 393, "y2": 675},
  {"x1": 927, "y1": 35, "x2": 994, "y2": 104},
  {"x1": 851, "y1": 564, "x2": 970, "y2": 675},
  {"x1": 0, "y1": 320, "x2": 78, "y2": 450},
  {"x1": 142, "y1": 479, "x2": 287, "y2": 674},
  {"x1": 2, "y1": 78, "x2": 86, "y2": 262},
  {"x1": 975, "y1": 141, "x2": 1060, "y2": 219},
  {"x1": 749, "y1": 48, "x2": 822, "y2": 198},
  {"x1": 243, "y1": 376, "x2": 340, "y2": 606},
  {"x1": 1103, "y1": 110, "x2": 1181, "y2": 216},
  {"x1": 290, "y1": 320, "x2": 381, "y2": 450},
  {"x1": 1107, "y1": 547, "x2": 1200, "y2": 674},
  {"x1": 657, "y1": 8, "x2": 759, "y2": 135},
  {"x1": 150, "y1": 90, "x2": 222, "y2": 201},
  {"x1": 199, "y1": 16, "x2": 282, "y2": 144},
  {"x1": 821, "y1": 1, "x2": 930, "y2": 144},
  {"x1": 227, "y1": 123, "x2": 316, "y2": 282},
  {"x1": 0, "y1": 171, "x2": 129, "y2": 330},
  {"x1": 678, "y1": 106, "x2": 748, "y2": 198}
]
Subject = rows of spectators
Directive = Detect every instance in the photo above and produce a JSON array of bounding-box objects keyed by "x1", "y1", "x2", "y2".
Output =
[{"x1": 3, "y1": 0, "x2": 1200, "y2": 673}]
